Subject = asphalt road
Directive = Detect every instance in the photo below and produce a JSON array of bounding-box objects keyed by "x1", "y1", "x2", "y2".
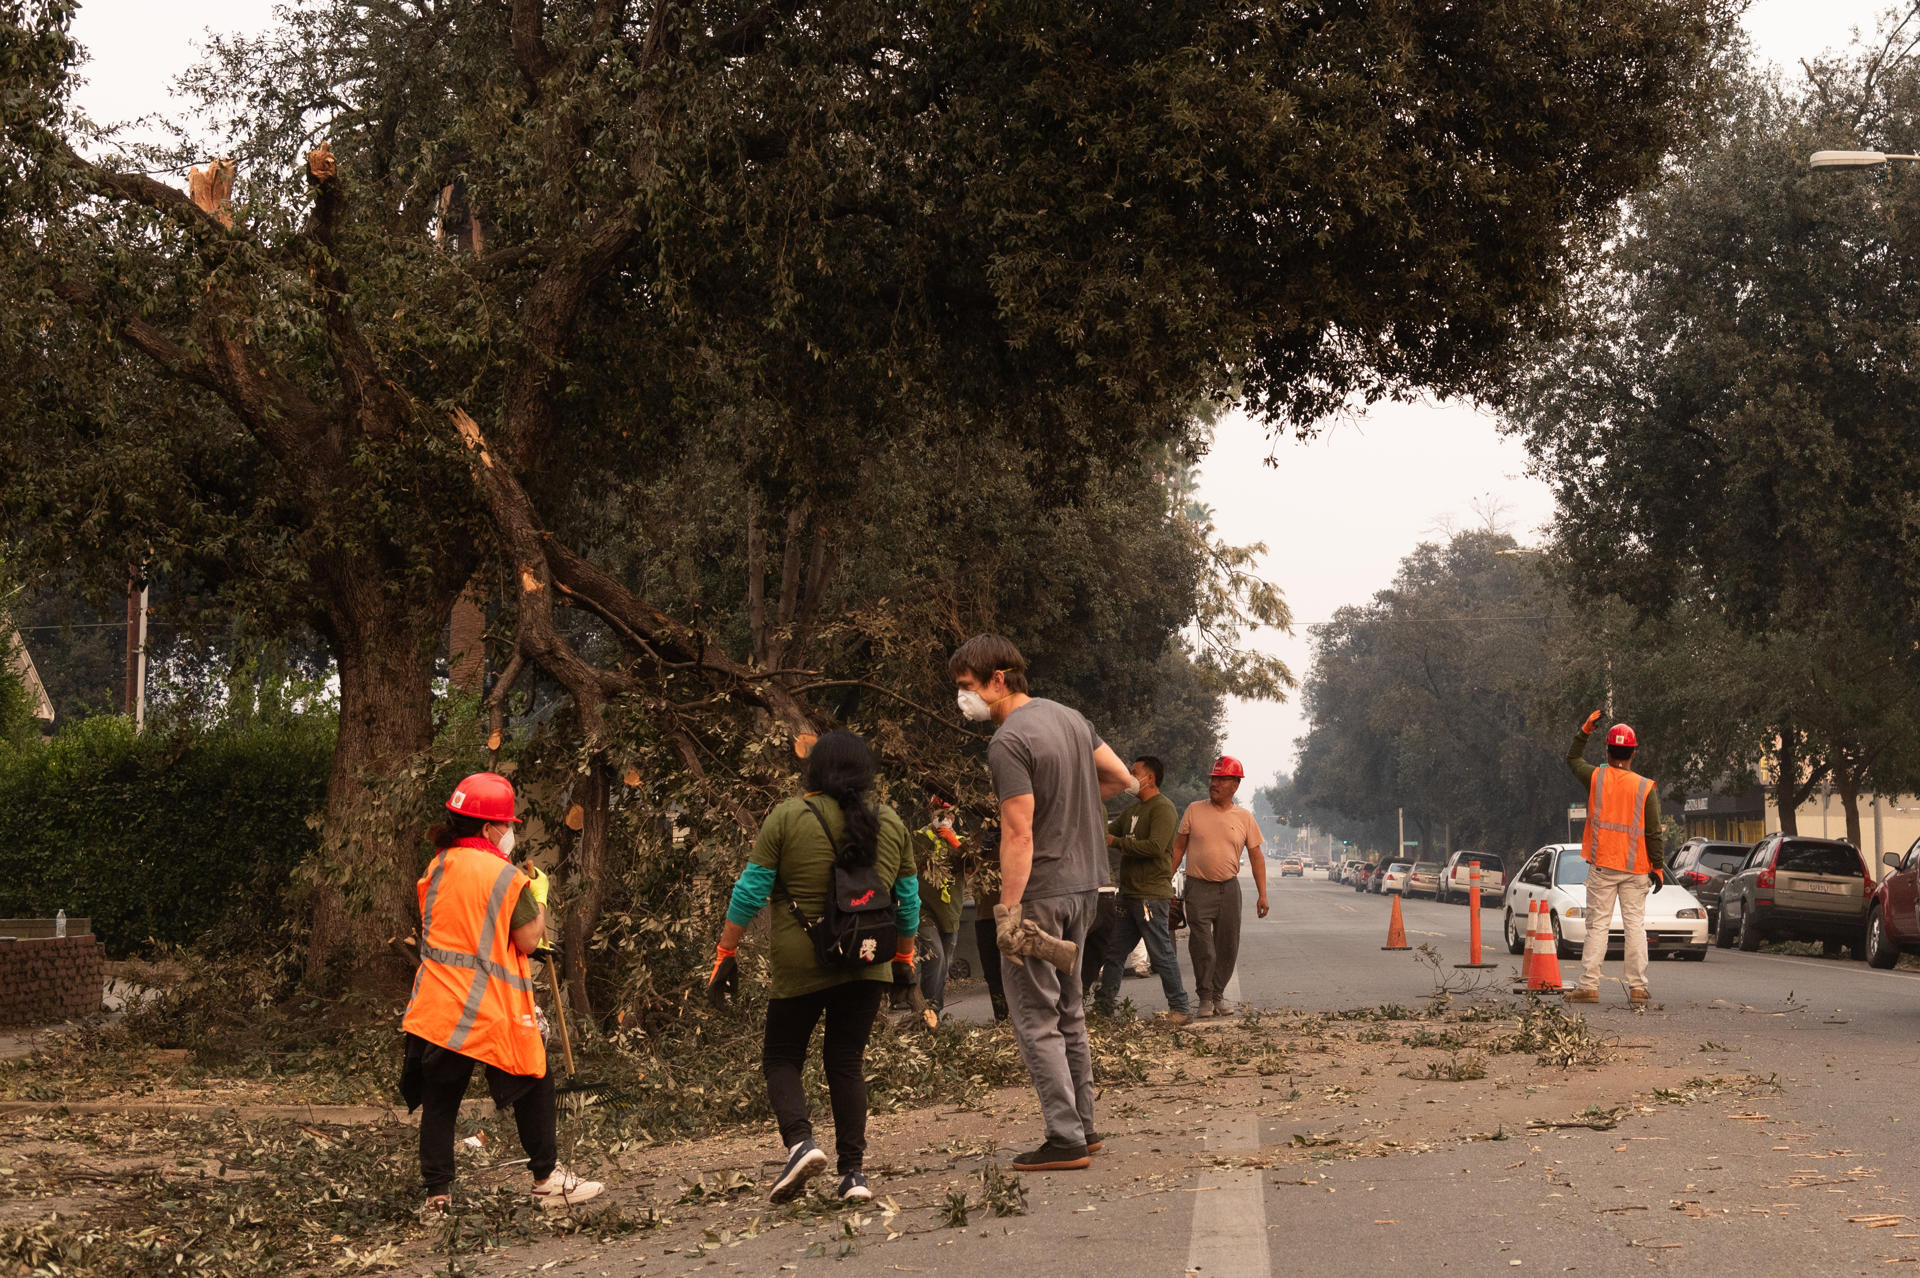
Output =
[
  {"x1": 546, "y1": 869, "x2": 1920, "y2": 1277},
  {"x1": 916, "y1": 870, "x2": 1920, "y2": 1276}
]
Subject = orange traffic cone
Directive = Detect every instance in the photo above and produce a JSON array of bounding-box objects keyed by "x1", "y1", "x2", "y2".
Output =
[
  {"x1": 1381, "y1": 890, "x2": 1411, "y2": 951},
  {"x1": 1525, "y1": 899, "x2": 1564, "y2": 995}
]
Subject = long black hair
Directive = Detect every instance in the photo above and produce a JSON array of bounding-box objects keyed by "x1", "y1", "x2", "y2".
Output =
[{"x1": 804, "y1": 730, "x2": 881, "y2": 868}]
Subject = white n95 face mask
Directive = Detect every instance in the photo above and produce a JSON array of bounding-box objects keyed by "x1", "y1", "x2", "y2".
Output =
[
  {"x1": 495, "y1": 826, "x2": 517, "y2": 857},
  {"x1": 956, "y1": 689, "x2": 993, "y2": 722}
]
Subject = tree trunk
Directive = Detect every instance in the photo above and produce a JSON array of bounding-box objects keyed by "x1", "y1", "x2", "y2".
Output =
[
  {"x1": 1773, "y1": 731, "x2": 1800, "y2": 836},
  {"x1": 1838, "y1": 765, "x2": 1864, "y2": 852},
  {"x1": 304, "y1": 590, "x2": 446, "y2": 990},
  {"x1": 563, "y1": 755, "x2": 610, "y2": 1025}
]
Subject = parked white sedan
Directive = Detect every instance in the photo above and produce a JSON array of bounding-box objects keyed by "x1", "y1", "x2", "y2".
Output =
[{"x1": 1503, "y1": 843, "x2": 1710, "y2": 961}]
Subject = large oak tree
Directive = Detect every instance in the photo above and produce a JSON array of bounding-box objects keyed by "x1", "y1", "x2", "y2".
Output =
[{"x1": 1, "y1": 0, "x2": 1732, "y2": 982}]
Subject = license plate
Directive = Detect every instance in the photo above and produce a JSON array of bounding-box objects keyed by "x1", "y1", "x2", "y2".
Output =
[{"x1": 1800, "y1": 881, "x2": 1849, "y2": 895}]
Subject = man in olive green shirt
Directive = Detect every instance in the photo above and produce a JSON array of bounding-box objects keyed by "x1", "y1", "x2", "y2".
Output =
[{"x1": 1094, "y1": 757, "x2": 1190, "y2": 1020}]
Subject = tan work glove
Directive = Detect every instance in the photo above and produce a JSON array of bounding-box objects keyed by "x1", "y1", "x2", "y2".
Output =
[
  {"x1": 994, "y1": 903, "x2": 1027, "y2": 967},
  {"x1": 993, "y1": 903, "x2": 1079, "y2": 974}
]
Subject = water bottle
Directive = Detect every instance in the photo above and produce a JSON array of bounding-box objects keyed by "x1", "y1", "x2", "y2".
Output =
[{"x1": 54, "y1": 909, "x2": 66, "y2": 938}]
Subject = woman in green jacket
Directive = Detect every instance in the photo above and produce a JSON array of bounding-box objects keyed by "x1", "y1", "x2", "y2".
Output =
[{"x1": 708, "y1": 731, "x2": 919, "y2": 1204}]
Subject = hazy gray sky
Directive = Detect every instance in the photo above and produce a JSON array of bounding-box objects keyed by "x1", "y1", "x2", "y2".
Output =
[{"x1": 61, "y1": 0, "x2": 1904, "y2": 781}]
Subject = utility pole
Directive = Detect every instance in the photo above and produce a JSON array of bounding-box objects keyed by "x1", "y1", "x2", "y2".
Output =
[
  {"x1": 122, "y1": 564, "x2": 148, "y2": 732},
  {"x1": 1397, "y1": 807, "x2": 1404, "y2": 861}
]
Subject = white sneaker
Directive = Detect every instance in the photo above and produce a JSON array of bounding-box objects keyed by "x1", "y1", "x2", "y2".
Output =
[{"x1": 531, "y1": 1164, "x2": 605, "y2": 1210}]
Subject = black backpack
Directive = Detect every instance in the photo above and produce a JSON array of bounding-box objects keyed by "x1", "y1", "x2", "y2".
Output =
[{"x1": 783, "y1": 801, "x2": 897, "y2": 971}]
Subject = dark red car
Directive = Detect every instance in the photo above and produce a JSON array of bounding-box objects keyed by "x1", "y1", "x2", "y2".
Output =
[{"x1": 1867, "y1": 838, "x2": 1920, "y2": 967}]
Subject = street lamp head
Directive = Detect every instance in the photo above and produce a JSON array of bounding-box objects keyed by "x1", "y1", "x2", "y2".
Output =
[{"x1": 1810, "y1": 150, "x2": 1894, "y2": 169}]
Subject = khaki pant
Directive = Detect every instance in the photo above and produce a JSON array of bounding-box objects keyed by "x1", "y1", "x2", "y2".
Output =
[
  {"x1": 1579, "y1": 865, "x2": 1650, "y2": 992},
  {"x1": 1183, "y1": 877, "x2": 1242, "y2": 1006}
]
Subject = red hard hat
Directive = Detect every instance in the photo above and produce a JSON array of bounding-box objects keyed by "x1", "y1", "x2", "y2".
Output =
[
  {"x1": 1209, "y1": 755, "x2": 1246, "y2": 779},
  {"x1": 1606, "y1": 724, "x2": 1638, "y2": 749},
  {"x1": 446, "y1": 771, "x2": 521, "y2": 823}
]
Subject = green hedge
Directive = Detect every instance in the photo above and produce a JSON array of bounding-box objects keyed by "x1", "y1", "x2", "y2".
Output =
[{"x1": 0, "y1": 715, "x2": 332, "y2": 956}]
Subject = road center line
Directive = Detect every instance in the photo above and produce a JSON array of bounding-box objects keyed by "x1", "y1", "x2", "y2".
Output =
[{"x1": 1186, "y1": 1111, "x2": 1269, "y2": 1277}]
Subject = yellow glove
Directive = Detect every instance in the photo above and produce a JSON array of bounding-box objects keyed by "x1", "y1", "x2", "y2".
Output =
[{"x1": 525, "y1": 867, "x2": 551, "y2": 908}]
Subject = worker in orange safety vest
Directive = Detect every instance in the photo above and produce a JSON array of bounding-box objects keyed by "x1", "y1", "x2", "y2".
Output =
[
  {"x1": 400, "y1": 771, "x2": 604, "y2": 1213},
  {"x1": 1564, "y1": 713, "x2": 1666, "y2": 1004}
]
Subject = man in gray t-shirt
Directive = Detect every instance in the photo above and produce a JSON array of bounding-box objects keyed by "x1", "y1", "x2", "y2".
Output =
[
  {"x1": 952, "y1": 634, "x2": 1136, "y2": 1173},
  {"x1": 987, "y1": 699, "x2": 1109, "y2": 900}
]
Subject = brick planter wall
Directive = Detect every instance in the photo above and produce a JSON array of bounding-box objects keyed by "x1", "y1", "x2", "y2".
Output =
[{"x1": 0, "y1": 935, "x2": 103, "y2": 1027}]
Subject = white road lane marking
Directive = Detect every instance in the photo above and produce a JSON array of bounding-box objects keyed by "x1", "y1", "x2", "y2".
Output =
[{"x1": 1186, "y1": 1111, "x2": 1269, "y2": 1277}]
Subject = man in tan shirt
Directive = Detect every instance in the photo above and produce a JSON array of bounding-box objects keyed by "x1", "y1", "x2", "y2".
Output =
[{"x1": 1172, "y1": 755, "x2": 1268, "y2": 1017}]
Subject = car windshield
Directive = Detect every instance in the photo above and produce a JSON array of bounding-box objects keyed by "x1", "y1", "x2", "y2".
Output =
[
  {"x1": 1456, "y1": 854, "x2": 1503, "y2": 873},
  {"x1": 1554, "y1": 851, "x2": 1590, "y2": 886},
  {"x1": 1777, "y1": 841, "x2": 1862, "y2": 877},
  {"x1": 1413, "y1": 863, "x2": 1440, "y2": 873},
  {"x1": 1388, "y1": 863, "x2": 1411, "y2": 873},
  {"x1": 1697, "y1": 849, "x2": 1747, "y2": 874}
]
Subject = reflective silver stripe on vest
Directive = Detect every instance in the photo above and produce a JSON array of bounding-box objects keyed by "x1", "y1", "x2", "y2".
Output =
[
  {"x1": 418, "y1": 941, "x2": 535, "y2": 992},
  {"x1": 442, "y1": 860, "x2": 529, "y2": 1051}
]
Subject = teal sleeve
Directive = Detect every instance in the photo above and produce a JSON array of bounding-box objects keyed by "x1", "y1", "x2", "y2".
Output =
[
  {"x1": 726, "y1": 862, "x2": 778, "y2": 927},
  {"x1": 892, "y1": 871, "x2": 921, "y2": 935}
]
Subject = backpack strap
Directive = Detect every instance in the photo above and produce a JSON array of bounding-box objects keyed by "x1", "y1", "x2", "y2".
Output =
[
  {"x1": 803, "y1": 800, "x2": 842, "y2": 860},
  {"x1": 777, "y1": 801, "x2": 842, "y2": 931}
]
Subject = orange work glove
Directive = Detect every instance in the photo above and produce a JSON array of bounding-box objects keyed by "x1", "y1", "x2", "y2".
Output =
[
  {"x1": 1582, "y1": 710, "x2": 1603, "y2": 734},
  {"x1": 707, "y1": 945, "x2": 738, "y2": 1007}
]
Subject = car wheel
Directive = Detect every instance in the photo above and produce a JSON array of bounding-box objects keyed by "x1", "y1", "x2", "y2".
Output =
[
  {"x1": 1868, "y1": 908, "x2": 1900, "y2": 970},
  {"x1": 1505, "y1": 909, "x2": 1526, "y2": 955},
  {"x1": 1715, "y1": 906, "x2": 1737, "y2": 949},
  {"x1": 1738, "y1": 907, "x2": 1763, "y2": 952}
]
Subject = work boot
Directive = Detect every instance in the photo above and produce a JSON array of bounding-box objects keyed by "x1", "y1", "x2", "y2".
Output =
[
  {"x1": 1628, "y1": 987, "x2": 1651, "y2": 1003},
  {"x1": 1564, "y1": 988, "x2": 1599, "y2": 1004},
  {"x1": 768, "y1": 1139, "x2": 828, "y2": 1203},
  {"x1": 1156, "y1": 1010, "x2": 1192, "y2": 1027},
  {"x1": 1195, "y1": 1000, "x2": 1216, "y2": 1018},
  {"x1": 530, "y1": 1165, "x2": 604, "y2": 1211},
  {"x1": 1010, "y1": 1139, "x2": 1091, "y2": 1172}
]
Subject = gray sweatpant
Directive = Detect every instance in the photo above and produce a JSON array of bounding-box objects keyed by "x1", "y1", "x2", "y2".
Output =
[
  {"x1": 1184, "y1": 877, "x2": 1242, "y2": 1006},
  {"x1": 1002, "y1": 891, "x2": 1097, "y2": 1147}
]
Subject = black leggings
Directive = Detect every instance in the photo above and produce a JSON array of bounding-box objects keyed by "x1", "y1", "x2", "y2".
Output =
[
  {"x1": 762, "y1": 981, "x2": 883, "y2": 1174},
  {"x1": 413, "y1": 1040, "x2": 556, "y2": 1195}
]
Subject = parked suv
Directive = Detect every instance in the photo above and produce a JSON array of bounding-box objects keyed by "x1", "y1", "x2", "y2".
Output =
[
  {"x1": 1668, "y1": 838, "x2": 1751, "y2": 931},
  {"x1": 1716, "y1": 835, "x2": 1870, "y2": 956},
  {"x1": 1866, "y1": 835, "x2": 1920, "y2": 967},
  {"x1": 1437, "y1": 851, "x2": 1505, "y2": 905}
]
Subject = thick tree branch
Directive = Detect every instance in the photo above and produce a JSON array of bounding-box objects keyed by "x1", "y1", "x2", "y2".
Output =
[
  {"x1": 297, "y1": 143, "x2": 409, "y2": 439},
  {"x1": 452, "y1": 408, "x2": 633, "y2": 741},
  {"x1": 511, "y1": 0, "x2": 557, "y2": 95},
  {"x1": 502, "y1": 210, "x2": 643, "y2": 468}
]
